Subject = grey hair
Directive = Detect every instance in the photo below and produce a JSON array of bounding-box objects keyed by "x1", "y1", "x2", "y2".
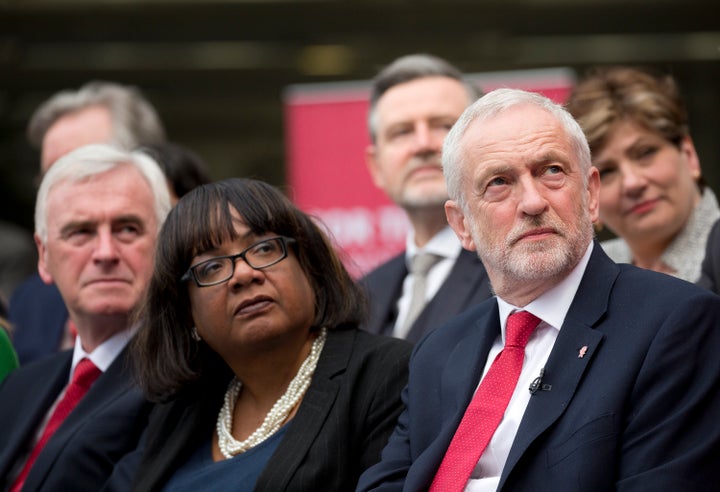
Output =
[
  {"x1": 27, "y1": 80, "x2": 166, "y2": 151},
  {"x1": 367, "y1": 54, "x2": 482, "y2": 142},
  {"x1": 35, "y1": 143, "x2": 172, "y2": 244},
  {"x1": 442, "y1": 88, "x2": 592, "y2": 210}
]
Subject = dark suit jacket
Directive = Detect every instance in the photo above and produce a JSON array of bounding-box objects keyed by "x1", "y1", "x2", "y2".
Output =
[
  {"x1": 113, "y1": 329, "x2": 411, "y2": 491},
  {"x1": 697, "y1": 218, "x2": 720, "y2": 293},
  {"x1": 8, "y1": 274, "x2": 68, "y2": 365},
  {"x1": 358, "y1": 244, "x2": 720, "y2": 491},
  {"x1": 0, "y1": 347, "x2": 152, "y2": 492},
  {"x1": 361, "y1": 248, "x2": 492, "y2": 343}
]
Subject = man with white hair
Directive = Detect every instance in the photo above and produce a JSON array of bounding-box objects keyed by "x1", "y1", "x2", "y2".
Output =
[
  {"x1": 358, "y1": 88, "x2": 720, "y2": 491},
  {"x1": 0, "y1": 144, "x2": 171, "y2": 491},
  {"x1": 9, "y1": 80, "x2": 166, "y2": 364}
]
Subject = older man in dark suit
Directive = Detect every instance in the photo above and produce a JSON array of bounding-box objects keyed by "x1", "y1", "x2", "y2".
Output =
[
  {"x1": 0, "y1": 144, "x2": 170, "y2": 491},
  {"x1": 358, "y1": 88, "x2": 720, "y2": 491},
  {"x1": 361, "y1": 54, "x2": 491, "y2": 343}
]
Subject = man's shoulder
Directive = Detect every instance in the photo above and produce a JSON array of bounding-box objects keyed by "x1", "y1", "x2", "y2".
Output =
[
  {"x1": 360, "y1": 252, "x2": 407, "y2": 285},
  {"x1": 414, "y1": 297, "x2": 497, "y2": 353},
  {"x1": 599, "y1": 262, "x2": 720, "y2": 327},
  {"x1": 2, "y1": 350, "x2": 70, "y2": 384}
]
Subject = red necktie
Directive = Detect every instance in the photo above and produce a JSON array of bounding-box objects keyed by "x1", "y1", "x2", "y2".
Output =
[
  {"x1": 430, "y1": 311, "x2": 541, "y2": 492},
  {"x1": 10, "y1": 358, "x2": 101, "y2": 492}
]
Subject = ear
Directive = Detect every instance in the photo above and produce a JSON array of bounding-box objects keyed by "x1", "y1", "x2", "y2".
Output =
[
  {"x1": 679, "y1": 136, "x2": 701, "y2": 181},
  {"x1": 34, "y1": 233, "x2": 54, "y2": 285},
  {"x1": 445, "y1": 199, "x2": 476, "y2": 251},
  {"x1": 365, "y1": 144, "x2": 385, "y2": 189},
  {"x1": 587, "y1": 166, "x2": 601, "y2": 224}
]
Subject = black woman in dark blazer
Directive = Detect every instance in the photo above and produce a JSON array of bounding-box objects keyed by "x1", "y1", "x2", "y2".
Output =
[{"x1": 107, "y1": 178, "x2": 411, "y2": 491}]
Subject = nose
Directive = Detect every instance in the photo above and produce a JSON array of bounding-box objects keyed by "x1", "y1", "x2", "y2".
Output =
[
  {"x1": 92, "y1": 228, "x2": 120, "y2": 264},
  {"x1": 620, "y1": 162, "x2": 647, "y2": 197},
  {"x1": 229, "y1": 256, "x2": 264, "y2": 288},
  {"x1": 517, "y1": 177, "x2": 549, "y2": 217},
  {"x1": 411, "y1": 122, "x2": 441, "y2": 154}
]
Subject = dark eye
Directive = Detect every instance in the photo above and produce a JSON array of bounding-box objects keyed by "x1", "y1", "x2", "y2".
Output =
[
  {"x1": 251, "y1": 240, "x2": 280, "y2": 257},
  {"x1": 116, "y1": 224, "x2": 142, "y2": 242},
  {"x1": 634, "y1": 146, "x2": 658, "y2": 160},
  {"x1": 597, "y1": 165, "x2": 617, "y2": 181},
  {"x1": 69, "y1": 227, "x2": 91, "y2": 237},
  {"x1": 488, "y1": 177, "x2": 508, "y2": 187},
  {"x1": 195, "y1": 259, "x2": 228, "y2": 280},
  {"x1": 63, "y1": 227, "x2": 93, "y2": 245}
]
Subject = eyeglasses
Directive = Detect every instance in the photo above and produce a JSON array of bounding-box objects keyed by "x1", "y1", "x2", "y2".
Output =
[{"x1": 181, "y1": 236, "x2": 296, "y2": 287}]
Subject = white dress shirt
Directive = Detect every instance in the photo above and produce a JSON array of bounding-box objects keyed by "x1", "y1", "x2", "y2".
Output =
[
  {"x1": 465, "y1": 241, "x2": 594, "y2": 491},
  {"x1": 393, "y1": 226, "x2": 462, "y2": 338}
]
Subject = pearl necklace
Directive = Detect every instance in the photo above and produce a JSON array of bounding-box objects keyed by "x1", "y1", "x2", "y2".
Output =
[{"x1": 216, "y1": 328, "x2": 328, "y2": 459}]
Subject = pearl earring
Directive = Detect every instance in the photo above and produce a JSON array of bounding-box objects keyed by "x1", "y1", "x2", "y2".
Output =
[{"x1": 191, "y1": 326, "x2": 202, "y2": 341}]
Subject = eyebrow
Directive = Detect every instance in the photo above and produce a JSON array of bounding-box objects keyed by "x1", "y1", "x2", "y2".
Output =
[
  {"x1": 195, "y1": 229, "x2": 258, "y2": 257},
  {"x1": 59, "y1": 220, "x2": 95, "y2": 237},
  {"x1": 58, "y1": 214, "x2": 146, "y2": 236}
]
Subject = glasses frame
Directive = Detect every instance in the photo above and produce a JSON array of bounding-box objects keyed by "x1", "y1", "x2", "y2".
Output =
[{"x1": 181, "y1": 236, "x2": 296, "y2": 287}]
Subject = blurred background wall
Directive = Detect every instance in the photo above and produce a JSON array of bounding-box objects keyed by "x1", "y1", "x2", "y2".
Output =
[{"x1": 1, "y1": 0, "x2": 718, "y2": 236}]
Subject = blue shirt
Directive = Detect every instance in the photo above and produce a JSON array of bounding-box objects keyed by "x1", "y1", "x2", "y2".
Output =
[{"x1": 163, "y1": 426, "x2": 288, "y2": 491}]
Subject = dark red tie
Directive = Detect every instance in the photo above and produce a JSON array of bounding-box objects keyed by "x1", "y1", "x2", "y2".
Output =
[
  {"x1": 10, "y1": 358, "x2": 101, "y2": 492},
  {"x1": 430, "y1": 311, "x2": 541, "y2": 491}
]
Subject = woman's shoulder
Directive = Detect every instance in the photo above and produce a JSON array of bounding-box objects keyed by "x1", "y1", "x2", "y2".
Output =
[{"x1": 332, "y1": 327, "x2": 412, "y2": 356}]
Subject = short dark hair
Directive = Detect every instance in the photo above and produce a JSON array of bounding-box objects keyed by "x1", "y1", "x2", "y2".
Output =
[
  {"x1": 133, "y1": 178, "x2": 366, "y2": 402},
  {"x1": 138, "y1": 142, "x2": 211, "y2": 199},
  {"x1": 368, "y1": 53, "x2": 482, "y2": 142}
]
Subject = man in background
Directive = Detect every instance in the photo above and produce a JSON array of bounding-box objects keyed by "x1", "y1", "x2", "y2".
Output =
[
  {"x1": 9, "y1": 80, "x2": 166, "y2": 364},
  {"x1": 361, "y1": 54, "x2": 491, "y2": 343},
  {"x1": 0, "y1": 144, "x2": 171, "y2": 491}
]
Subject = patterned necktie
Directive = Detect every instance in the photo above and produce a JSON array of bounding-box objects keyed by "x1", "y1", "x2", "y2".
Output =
[
  {"x1": 429, "y1": 311, "x2": 541, "y2": 491},
  {"x1": 10, "y1": 358, "x2": 102, "y2": 492},
  {"x1": 397, "y1": 252, "x2": 443, "y2": 338}
]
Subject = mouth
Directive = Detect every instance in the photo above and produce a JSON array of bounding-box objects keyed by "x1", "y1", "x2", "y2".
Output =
[
  {"x1": 85, "y1": 278, "x2": 130, "y2": 286},
  {"x1": 408, "y1": 165, "x2": 443, "y2": 179},
  {"x1": 234, "y1": 295, "x2": 274, "y2": 317},
  {"x1": 513, "y1": 227, "x2": 558, "y2": 244},
  {"x1": 626, "y1": 199, "x2": 659, "y2": 216}
]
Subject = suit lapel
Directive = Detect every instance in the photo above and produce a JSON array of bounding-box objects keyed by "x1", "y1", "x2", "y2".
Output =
[
  {"x1": 410, "y1": 305, "x2": 501, "y2": 487},
  {"x1": 0, "y1": 352, "x2": 70, "y2": 479},
  {"x1": 407, "y1": 249, "x2": 490, "y2": 343},
  {"x1": 363, "y1": 254, "x2": 407, "y2": 336},
  {"x1": 498, "y1": 245, "x2": 618, "y2": 489},
  {"x1": 258, "y1": 330, "x2": 350, "y2": 490},
  {"x1": 23, "y1": 348, "x2": 136, "y2": 490}
]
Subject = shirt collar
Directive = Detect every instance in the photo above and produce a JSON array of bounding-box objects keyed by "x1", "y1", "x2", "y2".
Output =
[
  {"x1": 405, "y1": 225, "x2": 462, "y2": 266},
  {"x1": 497, "y1": 241, "x2": 594, "y2": 338},
  {"x1": 71, "y1": 324, "x2": 138, "y2": 379}
]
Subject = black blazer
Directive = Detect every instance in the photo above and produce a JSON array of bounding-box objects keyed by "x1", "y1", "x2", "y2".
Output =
[
  {"x1": 358, "y1": 244, "x2": 720, "y2": 491},
  {"x1": 118, "y1": 329, "x2": 411, "y2": 491},
  {"x1": 697, "y1": 218, "x2": 720, "y2": 293},
  {"x1": 0, "y1": 347, "x2": 151, "y2": 492},
  {"x1": 361, "y1": 248, "x2": 492, "y2": 342}
]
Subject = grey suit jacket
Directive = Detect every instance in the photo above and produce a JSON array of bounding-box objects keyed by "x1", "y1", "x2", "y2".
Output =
[
  {"x1": 0, "y1": 347, "x2": 151, "y2": 492},
  {"x1": 120, "y1": 328, "x2": 411, "y2": 491},
  {"x1": 361, "y1": 248, "x2": 492, "y2": 343}
]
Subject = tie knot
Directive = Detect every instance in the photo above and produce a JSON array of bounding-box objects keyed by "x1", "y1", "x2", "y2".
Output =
[
  {"x1": 410, "y1": 252, "x2": 443, "y2": 276},
  {"x1": 505, "y1": 311, "x2": 541, "y2": 348},
  {"x1": 72, "y1": 358, "x2": 101, "y2": 389}
]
